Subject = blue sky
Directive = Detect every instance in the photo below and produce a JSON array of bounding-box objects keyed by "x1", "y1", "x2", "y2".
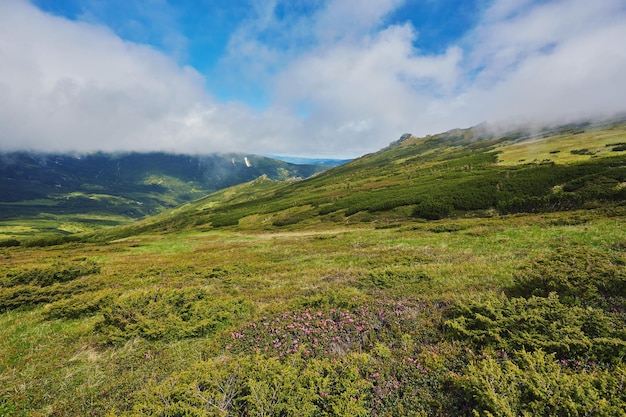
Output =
[
  {"x1": 31, "y1": 0, "x2": 485, "y2": 107},
  {"x1": 1, "y1": 0, "x2": 626, "y2": 157}
]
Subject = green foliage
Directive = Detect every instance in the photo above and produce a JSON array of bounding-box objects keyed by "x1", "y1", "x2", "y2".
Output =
[
  {"x1": 444, "y1": 292, "x2": 626, "y2": 363},
  {"x1": 294, "y1": 287, "x2": 368, "y2": 310},
  {"x1": 0, "y1": 259, "x2": 103, "y2": 312},
  {"x1": 125, "y1": 352, "x2": 372, "y2": 417},
  {"x1": 570, "y1": 148, "x2": 595, "y2": 155},
  {"x1": 459, "y1": 350, "x2": 626, "y2": 417},
  {"x1": 0, "y1": 279, "x2": 107, "y2": 312},
  {"x1": 96, "y1": 288, "x2": 254, "y2": 343},
  {"x1": 412, "y1": 198, "x2": 454, "y2": 220},
  {"x1": 42, "y1": 289, "x2": 115, "y2": 320},
  {"x1": 508, "y1": 247, "x2": 626, "y2": 308},
  {"x1": 209, "y1": 213, "x2": 241, "y2": 227},
  {"x1": 0, "y1": 238, "x2": 20, "y2": 247},
  {"x1": 1, "y1": 260, "x2": 100, "y2": 287},
  {"x1": 22, "y1": 234, "x2": 83, "y2": 247},
  {"x1": 2, "y1": 124, "x2": 626, "y2": 415},
  {"x1": 359, "y1": 266, "x2": 431, "y2": 290},
  {"x1": 562, "y1": 174, "x2": 621, "y2": 201},
  {"x1": 427, "y1": 223, "x2": 468, "y2": 233}
]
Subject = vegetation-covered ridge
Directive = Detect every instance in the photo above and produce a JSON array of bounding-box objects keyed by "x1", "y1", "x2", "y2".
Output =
[{"x1": 63, "y1": 118, "x2": 626, "y2": 243}]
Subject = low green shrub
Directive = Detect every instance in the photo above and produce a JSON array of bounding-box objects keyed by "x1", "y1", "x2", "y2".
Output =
[
  {"x1": 427, "y1": 223, "x2": 468, "y2": 233},
  {"x1": 209, "y1": 213, "x2": 241, "y2": 227},
  {"x1": 358, "y1": 266, "x2": 431, "y2": 290},
  {"x1": 42, "y1": 289, "x2": 116, "y2": 320},
  {"x1": 21, "y1": 234, "x2": 83, "y2": 247},
  {"x1": 294, "y1": 287, "x2": 368, "y2": 310},
  {"x1": 0, "y1": 238, "x2": 20, "y2": 247},
  {"x1": 412, "y1": 199, "x2": 454, "y2": 220},
  {"x1": 125, "y1": 352, "x2": 373, "y2": 417},
  {"x1": 458, "y1": 350, "x2": 626, "y2": 416},
  {"x1": 562, "y1": 175, "x2": 621, "y2": 201},
  {"x1": 96, "y1": 287, "x2": 254, "y2": 343},
  {"x1": 1, "y1": 260, "x2": 100, "y2": 287},
  {"x1": 507, "y1": 247, "x2": 626, "y2": 308},
  {"x1": 0, "y1": 276, "x2": 107, "y2": 312},
  {"x1": 444, "y1": 292, "x2": 626, "y2": 363}
]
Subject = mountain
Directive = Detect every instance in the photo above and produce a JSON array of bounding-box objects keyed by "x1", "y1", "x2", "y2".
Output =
[
  {"x1": 0, "y1": 151, "x2": 329, "y2": 235},
  {"x1": 84, "y1": 119, "x2": 626, "y2": 241}
]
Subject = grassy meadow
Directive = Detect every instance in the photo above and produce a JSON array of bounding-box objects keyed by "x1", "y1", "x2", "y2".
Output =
[
  {"x1": 1, "y1": 207, "x2": 625, "y2": 416},
  {"x1": 1, "y1": 121, "x2": 626, "y2": 416}
]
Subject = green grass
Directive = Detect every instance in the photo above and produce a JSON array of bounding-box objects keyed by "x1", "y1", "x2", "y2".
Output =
[
  {"x1": 495, "y1": 124, "x2": 626, "y2": 165},
  {"x1": 1, "y1": 208, "x2": 625, "y2": 415}
]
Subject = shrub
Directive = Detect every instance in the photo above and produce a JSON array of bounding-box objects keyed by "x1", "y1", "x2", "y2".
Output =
[
  {"x1": 0, "y1": 273, "x2": 107, "y2": 312},
  {"x1": 358, "y1": 266, "x2": 431, "y2": 290},
  {"x1": 21, "y1": 234, "x2": 82, "y2": 247},
  {"x1": 459, "y1": 350, "x2": 626, "y2": 416},
  {"x1": 2, "y1": 260, "x2": 101, "y2": 287},
  {"x1": 209, "y1": 213, "x2": 241, "y2": 227},
  {"x1": 126, "y1": 352, "x2": 373, "y2": 417},
  {"x1": 507, "y1": 247, "x2": 626, "y2": 308},
  {"x1": 412, "y1": 199, "x2": 453, "y2": 220},
  {"x1": 444, "y1": 292, "x2": 626, "y2": 363},
  {"x1": 96, "y1": 287, "x2": 253, "y2": 343},
  {"x1": 0, "y1": 238, "x2": 20, "y2": 247},
  {"x1": 43, "y1": 289, "x2": 115, "y2": 320},
  {"x1": 562, "y1": 175, "x2": 621, "y2": 201}
]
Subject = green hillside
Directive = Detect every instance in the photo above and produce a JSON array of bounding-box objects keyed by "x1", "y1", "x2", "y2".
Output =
[
  {"x1": 0, "y1": 152, "x2": 328, "y2": 238},
  {"x1": 1, "y1": 121, "x2": 625, "y2": 416},
  {"x1": 82, "y1": 119, "x2": 626, "y2": 242}
]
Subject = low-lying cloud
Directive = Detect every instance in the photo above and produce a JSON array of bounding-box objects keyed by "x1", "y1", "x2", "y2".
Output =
[{"x1": 0, "y1": 0, "x2": 625, "y2": 157}]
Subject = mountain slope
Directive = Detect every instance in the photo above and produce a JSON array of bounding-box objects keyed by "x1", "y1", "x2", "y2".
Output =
[
  {"x1": 90, "y1": 119, "x2": 626, "y2": 241},
  {"x1": 2, "y1": 122, "x2": 626, "y2": 416},
  {"x1": 0, "y1": 152, "x2": 329, "y2": 236}
]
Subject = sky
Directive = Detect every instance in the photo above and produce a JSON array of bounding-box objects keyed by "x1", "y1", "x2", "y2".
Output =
[{"x1": 0, "y1": 0, "x2": 625, "y2": 158}]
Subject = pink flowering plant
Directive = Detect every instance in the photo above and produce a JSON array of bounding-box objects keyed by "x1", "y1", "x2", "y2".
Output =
[{"x1": 225, "y1": 301, "x2": 413, "y2": 358}]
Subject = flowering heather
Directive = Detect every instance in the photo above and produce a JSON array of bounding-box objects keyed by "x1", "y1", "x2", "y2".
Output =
[{"x1": 227, "y1": 301, "x2": 412, "y2": 358}]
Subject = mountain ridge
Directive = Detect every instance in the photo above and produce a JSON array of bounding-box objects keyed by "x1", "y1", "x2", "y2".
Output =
[
  {"x1": 0, "y1": 151, "x2": 329, "y2": 237},
  {"x1": 72, "y1": 119, "x2": 626, "y2": 243}
]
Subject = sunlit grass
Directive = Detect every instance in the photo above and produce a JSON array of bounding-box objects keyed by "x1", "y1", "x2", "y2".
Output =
[
  {"x1": 494, "y1": 125, "x2": 626, "y2": 165},
  {"x1": 1, "y1": 211, "x2": 624, "y2": 414}
]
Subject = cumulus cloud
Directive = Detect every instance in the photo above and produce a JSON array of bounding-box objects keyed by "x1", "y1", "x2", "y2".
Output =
[
  {"x1": 0, "y1": 0, "x2": 625, "y2": 157},
  {"x1": 0, "y1": 0, "x2": 216, "y2": 152},
  {"x1": 459, "y1": 0, "x2": 626, "y2": 124}
]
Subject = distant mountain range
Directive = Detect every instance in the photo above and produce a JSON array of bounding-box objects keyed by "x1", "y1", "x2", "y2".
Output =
[
  {"x1": 0, "y1": 151, "x2": 332, "y2": 226},
  {"x1": 2, "y1": 118, "x2": 626, "y2": 240},
  {"x1": 84, "y1": 118, "x2": 626, "y2": 240}
]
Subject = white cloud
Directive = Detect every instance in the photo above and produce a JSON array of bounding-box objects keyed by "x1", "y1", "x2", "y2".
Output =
[
  {"x1": 459, "y1": 0, "x2": 626, "y2": 124},
  {"x1": 0, "y1": 0, "x2": 218, "y2": 153},
  {"x1": 0, "y1": 0, "x2": 625, "y2": 158},
  {"x1": 272, "y1": 23, "x2": 464, "y2": 154}
]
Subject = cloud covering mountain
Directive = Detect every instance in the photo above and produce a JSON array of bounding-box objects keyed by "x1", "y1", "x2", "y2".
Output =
[{"x1": 1, "y1": 0, "x2": 625, "y2": 157}]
